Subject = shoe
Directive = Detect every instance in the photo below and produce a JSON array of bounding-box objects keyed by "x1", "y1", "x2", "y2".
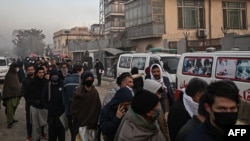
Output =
[{"x1": 7, "y1": 123, "x2": 13, "y2": 129}]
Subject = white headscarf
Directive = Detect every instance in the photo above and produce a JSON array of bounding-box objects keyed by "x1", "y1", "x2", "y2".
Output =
[
  {"x1": 150, "y1": 63, "x2": 167, "y2": 90},
  {"x1": 182, "y1": 88, "x2": 198, "y2": 117}
]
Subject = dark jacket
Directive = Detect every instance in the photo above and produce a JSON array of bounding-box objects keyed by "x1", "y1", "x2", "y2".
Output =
[
  {"x1": 63, "y1": 73, "x2": 80, "y2": 116},
  {"x1": 167, "y1": 95, "x2": 191, "y2": 141},
  {"x1": 26, "y1": 77, "x2": 46, "y2": 109},
  {"x1": 70, "y1": 85, "x2": 101, "y2": 139},
  {"x1": 21, "y1": 76, "x2": 34, "y2": 99},
  {"x1": 175, "y1": 115, "x2": 202, "y2": 141},
  {"x1": 42, "y1": 81, "x2": 65, "y2": 117},
  {"x1": 100, "y1": 87, "x2": 133, "y2": 141},
  {"x1": 94, "y1": 61, "x2": 104, "y2": 75},
  {"x1": 162, "y1": 76, "x2": 175, "y2": 106},
  {"x1": 2, "y1": 71, "x2": 21, "y2": 100},
  {"x1": 17, "y1": 68, "x2": 25, "y2": 83},
  {"x1": 184, "y1": 120, "x2": 223, "y2": 141}
]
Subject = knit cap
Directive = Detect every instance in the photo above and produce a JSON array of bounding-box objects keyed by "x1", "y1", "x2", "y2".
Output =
[{"x1": 131, "y1": 89, "x2": 159, "y2": 115}]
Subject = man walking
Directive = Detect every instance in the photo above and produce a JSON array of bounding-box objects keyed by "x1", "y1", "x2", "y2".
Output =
[
  {"x1": 94, "y1": 59, "x2": 104, "y2": 86},
  {"x1": 26, "y1": 67, "x2": 48, "y2": 141},
  {"x1": 22, "y1": 64, "x2": 36, "y2": 141},
  {"x1": 63, "y1": 65, "x2": 83, "y2": 141}
]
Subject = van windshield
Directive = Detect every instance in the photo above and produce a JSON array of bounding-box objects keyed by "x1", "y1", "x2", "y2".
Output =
[
  {"x1": 0, "y1": 59, "x2": 7, "y2": 66},
  {"x1": 161, "y1": 57, "x2": 179, "y2": 74}
]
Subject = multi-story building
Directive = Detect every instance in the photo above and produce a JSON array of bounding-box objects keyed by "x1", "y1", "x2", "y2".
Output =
[
  {"x1": 104, "y1": 0, "x2": 128, "y2": 38},
  {"x1": 125, "y1": 0, "x2": 250, "y2": 52},
  {"x1": 53, "y1": 26, "x2": 93, "y2": 56}
]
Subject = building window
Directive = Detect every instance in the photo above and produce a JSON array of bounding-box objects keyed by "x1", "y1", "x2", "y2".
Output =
[
  {"x1": 177, "y1": 0, "x2": 205, "y2": 29},
  {"x1": 125, "y1": 0, "x2": 164, "y2": 28},
  {"x1": 222, "y1": 2, "x2": 247, "y2": 29}
]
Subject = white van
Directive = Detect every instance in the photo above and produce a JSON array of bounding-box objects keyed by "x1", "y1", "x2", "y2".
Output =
[
  {"x1": 176, "y1": 51, "x2": 250, "y2": 101},
  {"x1": 0, "y1": 56, "x2": 9, "y2": 80},
  {"x1": 117, "y1": 53, "x2": 181, "y2": 90}
]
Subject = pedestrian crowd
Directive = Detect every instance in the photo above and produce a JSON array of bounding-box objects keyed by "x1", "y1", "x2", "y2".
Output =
[{"x1": 0, "y1": 56, "x2": 250, "y2": 141}]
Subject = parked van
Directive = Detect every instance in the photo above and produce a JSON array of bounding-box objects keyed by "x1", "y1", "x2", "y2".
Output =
[
  {"x1": 0, "y1": 56, "x2": 10, "y2": 80},
  {"x1": 176, "y1": 51, "x2": 250, "y2": 101},
  {"x1": 117, "y1": 53, "x2": 181, "y2": 90}
]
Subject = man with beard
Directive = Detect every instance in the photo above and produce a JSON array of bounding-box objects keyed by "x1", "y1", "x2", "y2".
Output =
[
  {"x1": 185, "y1": 80, "x2": 240, "y2": 141},
  {"x1": 70, "y1": 71, "x2": 101, "y2": 141},
  {"x1": 42, "y1": 70, "x2": 65, "y2": 141},
  {"x1": 26, "y1": 67, "x2": 48, "y2": 141},
  {"x1": 21, "y1": 64, "x2": 36, "y2": 141},
  {"x1": 114, "y1": 89, "x2": 165, "y2": 141},
  {"x1": 149, "y1": 63, "x2": 174, "y2": 113}
]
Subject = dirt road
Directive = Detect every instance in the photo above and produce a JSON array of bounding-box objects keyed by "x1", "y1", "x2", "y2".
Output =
[{"x1": 0, "y1": 79, "x2": 115, "y2": 141}]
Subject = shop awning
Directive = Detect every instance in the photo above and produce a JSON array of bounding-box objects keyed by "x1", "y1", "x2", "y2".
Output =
[{"x1": 103, "y1": 48, "x2": 124, "y2": 55}]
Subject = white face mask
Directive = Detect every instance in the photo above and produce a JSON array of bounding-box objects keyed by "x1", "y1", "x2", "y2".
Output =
[{"x1": 16, "y1": 68, "x2": 19, "y2": 72}]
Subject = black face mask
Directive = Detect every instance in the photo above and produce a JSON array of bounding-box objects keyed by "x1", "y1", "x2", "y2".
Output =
[
  {"x1": 27, "y1": 74, "x2": 34, "y2": 77},
  {"x1": 213, "y1": 112, "x2": 238, "y2": 128},
  {"x1": 51, "y1": 75, "x2": 59, "y2": 85},
  {"x1": 85, "y1": 80, "x2": 94, "y2": 87}
]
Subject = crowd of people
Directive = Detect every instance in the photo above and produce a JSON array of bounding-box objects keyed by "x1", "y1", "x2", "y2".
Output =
[{"x1": 0, "y1": 56, "x2": 250, "y2": 141}]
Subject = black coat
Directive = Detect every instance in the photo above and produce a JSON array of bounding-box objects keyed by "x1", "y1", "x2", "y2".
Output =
[
  {"x1": 42, "y1": 81, "x2": 65, "y2": 117},
  {"x1": 26, "y1": 77, "x2": 46, "y2": 109}
]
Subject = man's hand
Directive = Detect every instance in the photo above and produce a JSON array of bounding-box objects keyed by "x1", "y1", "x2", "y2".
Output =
[{"x1": 116, "y1": 104, "x2": 126, "y2": 119}]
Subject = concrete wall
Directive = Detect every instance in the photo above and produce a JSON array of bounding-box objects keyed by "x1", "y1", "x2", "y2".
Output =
[{"x1": 222, "y1": 33, "x2": 250, "y2": 51}]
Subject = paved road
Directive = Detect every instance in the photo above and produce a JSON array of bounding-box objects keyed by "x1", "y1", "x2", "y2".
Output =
[{"x1": 0, "y1": 78, "x2": 116, "y2": 141}]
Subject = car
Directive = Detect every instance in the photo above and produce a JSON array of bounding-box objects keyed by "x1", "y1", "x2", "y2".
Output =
[{"x1": 0, "y1": 56, "x2": 10, "y2": 80}]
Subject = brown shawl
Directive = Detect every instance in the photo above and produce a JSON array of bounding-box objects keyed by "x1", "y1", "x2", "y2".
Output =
[
  {"x1": 70, "y1": 85, "x2": 101, "y2": 133},
  {"x1": 2, "y1": 71, "x2": 21, "y2": 100}
]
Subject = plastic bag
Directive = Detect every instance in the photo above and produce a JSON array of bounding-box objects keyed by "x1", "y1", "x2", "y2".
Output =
[{"x1": 79, "y1": 126, "x2": 95, "y2": 141}]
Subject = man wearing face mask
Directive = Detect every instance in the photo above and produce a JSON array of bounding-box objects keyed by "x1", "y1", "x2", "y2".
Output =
[
  {"x1": 185, "y1": 80, "x2": 240, "y2": 141},
  {"x1": 70, "y1": 71, "x2": 101, "y2": 141},
  {"x1": 100, "y1": 87, "x2": 133, "y2": 141},
  {"x1": 114, "y1": 89, "x2": 165, "y2": 141},
  {"x1": 42, "y1": 70, "x2": 65, "y2": 141}
]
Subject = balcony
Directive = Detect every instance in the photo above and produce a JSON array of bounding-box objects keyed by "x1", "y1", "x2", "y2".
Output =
[
  {"x1": 104, "y1": 3, "x2": 125, "y2": 17},
  {"x1": 104, "y1": 21, "x2": 125, "y2": 32},
  {"x1": 126, "y1": 22, "x2": 164, "y2": 40}
]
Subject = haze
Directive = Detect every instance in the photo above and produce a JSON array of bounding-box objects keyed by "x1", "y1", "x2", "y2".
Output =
[{"x1": 0, "y1": 0, "x2": 99, "y2": 49}]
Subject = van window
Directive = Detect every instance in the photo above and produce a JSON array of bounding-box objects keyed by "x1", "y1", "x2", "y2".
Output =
[
  {"x1": 182, "y1": 57, "x2": 213, "y2": 77},
  {"x1": 216, "y1": 57, "x2": 250, "y2": 82},
  {"x1": 0, "y1": 59, "x2": 7, "y2": 66},
  {"x1": 236, "y1": 59, "x2": 250, "y2": 81},
  {"x1": 216, "y1": 58, "x2": 237, "y2": 79},
  {"x1": 149, "y1": 57, "x2": 161, "y2": 66},
  {"x1": 119, "y1": 56, "x2": 132, "y2": 68},
  {"x1": 161, "y1": 57, "x2": 180, "y2": 74},
  {"x1": 131, "y1": 57, "x2": 146, "y2": 70}
]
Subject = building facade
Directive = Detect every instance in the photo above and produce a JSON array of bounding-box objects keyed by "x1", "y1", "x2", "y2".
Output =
[
  {"x1": 125, "y1": 0, "x2": 250, "y2": 52},
  {"x1": 53, "y1": 26, "x2": 93, "y2": 57}
]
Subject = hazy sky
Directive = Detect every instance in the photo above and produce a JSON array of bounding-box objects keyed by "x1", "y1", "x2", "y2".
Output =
[{"x1": 0, "y1": 0, "x2": 99, "y2": 46}]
